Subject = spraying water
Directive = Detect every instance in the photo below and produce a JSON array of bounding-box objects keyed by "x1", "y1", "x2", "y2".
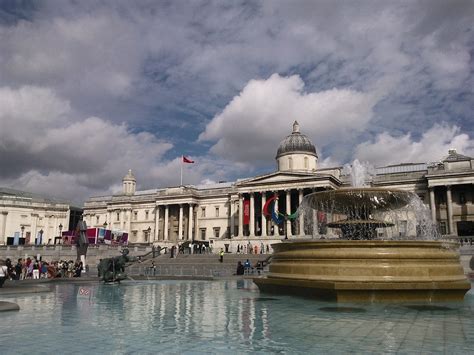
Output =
[{"x1": 296, "y1": 160, "x2": 439, "y2": 240}]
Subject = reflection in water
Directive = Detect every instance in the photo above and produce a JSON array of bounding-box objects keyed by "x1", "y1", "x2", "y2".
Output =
[{"x1": 1, "y1": 280, "x2": 474, "y2": 354}]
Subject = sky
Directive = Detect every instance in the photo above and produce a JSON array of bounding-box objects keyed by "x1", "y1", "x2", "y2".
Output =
[{"x1": 0, "y1": 0, "x2": 473, "y2": 205}]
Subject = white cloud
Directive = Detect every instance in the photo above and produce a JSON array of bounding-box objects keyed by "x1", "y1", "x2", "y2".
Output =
[
  {"x1": 199, "y1": 74, "x2": 378, "y2": 164},
  {"x1": 0, "y1": 85, "x2": 174, "y2": 202},
  {"x1": 354, "y1": 124, "x2": 474, "y2": 166}
]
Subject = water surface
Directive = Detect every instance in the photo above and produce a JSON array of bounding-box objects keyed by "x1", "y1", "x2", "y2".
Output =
[{"x1": 1, "y1": 280, "x2": 474, "y2": 354}]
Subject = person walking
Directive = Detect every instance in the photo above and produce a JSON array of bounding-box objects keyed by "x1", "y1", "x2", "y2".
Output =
[
  {"x1": 0, "y1": 260, "x2": 8, "y2": 288},
  {"x1": 219, "y1": 249, "x2": 224, "y2": 263}
]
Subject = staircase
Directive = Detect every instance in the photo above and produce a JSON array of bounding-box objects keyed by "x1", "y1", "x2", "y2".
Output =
[{"x1": 126, "y1": 253, "x2": 270, "y2": 277}]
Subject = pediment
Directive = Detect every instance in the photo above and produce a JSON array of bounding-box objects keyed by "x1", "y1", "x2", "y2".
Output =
[{"x1": 236, "y1": 171, "x2": 328, "y2": 187}]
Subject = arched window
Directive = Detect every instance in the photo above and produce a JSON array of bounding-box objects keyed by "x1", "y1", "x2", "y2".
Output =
[
  {"x1": 289, "y1": 157, "x2": 293, "y2": 170},
  {"x1": 304, "y1": 156, "x2": 309, "y2": 169}
]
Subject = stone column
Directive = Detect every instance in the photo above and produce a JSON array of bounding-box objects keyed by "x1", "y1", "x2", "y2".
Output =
[
  {"x1": 0, "y1": 212, "x2": 8, "y2": 245},
  {"x1": 120, "y1": 210, "x2": 125, "y2": 230},
  {"x1": 31, "y1": 214, "x2": 38, "y2": 244},
  {"x1": 249, "y1": 193, "x2": 255, "y2": 237},
  {"x1": 238, "y1": 194, "x2": 244, "y2": 237},
  {"x1": 261, "y1": 192, "x2": 267, "y2": 237},
  {"x1": 195, "y1": 205, "x2": 200, "y2": 240},
  {"x1": 164, "y1": 205, "x2": 169, "y2": 241},
  {"x1": 154, "y1": 206, "x2": 160, "y2": 242},
  {"x1": 230, "y1": 199, "x2": 235, "y2": 238},
  {"x1": 126, "y1": 209, "x2": 131, "y2": 235},
  {"x1": 275, "y1": 192, "x2": 282, "y2": 236},
  {"x1": 429, "y1": 188, "x2": 436, "y2": 223},
  {"x1": 298, "y1": 189, "x2": 305, "y2": 236},
  {"x1": 188, "y1": 204, "x2": 193, "y2": 240},
  {"x1": 178, "y1": 204, "x2": 184, "y2": 240},
  {"x1": 312, "y1": 188, "x2": 318, "y2": 237},
  {"x1": 446, "y1": 186, "x2": 454, "y2": 235},
  {"x1": 285, "y1": 190, "x2": 292, "y2": 237}
]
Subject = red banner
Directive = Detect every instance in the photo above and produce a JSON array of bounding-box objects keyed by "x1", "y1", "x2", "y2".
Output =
[
  {"x1": 243, "y1": 199, "x2": 250, "y2": 225},
  {"x1": 317, "y1": 211, "x2": 327, "y2": 223}
]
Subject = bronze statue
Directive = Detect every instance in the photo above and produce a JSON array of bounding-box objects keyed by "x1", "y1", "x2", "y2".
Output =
[{"x1": 98, "y1": 249, "x2": 137, "y2": 283}]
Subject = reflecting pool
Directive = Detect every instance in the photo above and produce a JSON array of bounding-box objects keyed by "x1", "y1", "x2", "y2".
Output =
[{"x1": 1, "y1": 280, "x2": 474, "y2": 354}]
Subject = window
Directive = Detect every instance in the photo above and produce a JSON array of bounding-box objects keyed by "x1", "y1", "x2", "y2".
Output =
[
  {"x1": 133, "y1": 211, "x2": 138, "y2": 220},
  {"x1": 215, "y1": 207, "x2": 219, "y2": 217},
  {"x1": 288, "y1": 157, "x2": 293, "y2": 170},
  {"x1": 116, "y1": 212, "x2": 120, "y2": 221},
  {"x1": 200, "y1": 228, "x2": 206, "y2": 240},
  {"x1": 439, "y1": 221, "x2": 447, "y2": 235},
  {"x1": 132, "y1": 231, "x2": 137, "y2": 238},
  {"x1": 214, "y1": 227, "x2": 220, "y2": 239},
  {"x1": 304, "y1": 156, "x2": 309, "y2": 169},
  {"x1": 145, "y1": 210, "x2": 149, "y2": 220},
  {"x1": 144, "y1": 230, "x2": 148, "y2": 242},
  {"x1": 201, "y1": 207, "x2": 206, "y2": 218}
]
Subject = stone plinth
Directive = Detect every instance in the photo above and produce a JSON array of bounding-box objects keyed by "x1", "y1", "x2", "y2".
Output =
[{"x1": 253, "y1": 240, "x2": 471, "y2": 302}]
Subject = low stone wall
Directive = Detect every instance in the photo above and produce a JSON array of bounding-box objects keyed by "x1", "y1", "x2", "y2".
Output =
[{"x1": 0, "y1": 245, "x2": 152, "y2": 266}]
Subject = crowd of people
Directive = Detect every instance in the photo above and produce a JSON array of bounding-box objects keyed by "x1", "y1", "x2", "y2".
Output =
[{"x1": 0, "y1": 257, "x2": 84, "y2": 286}]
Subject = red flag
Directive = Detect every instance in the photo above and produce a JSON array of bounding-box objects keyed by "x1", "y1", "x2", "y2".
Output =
[
  {"x1": 243, "y1": 200, "x2": 250, "y2": 225},
  {"x1": 182, "y1": 156, "x2": 194, "y2": 164}
]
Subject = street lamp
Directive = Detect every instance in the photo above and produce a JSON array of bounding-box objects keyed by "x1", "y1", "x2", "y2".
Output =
[
  {"x1": 147, "y1": 226, "x2": 152, "y2": 243},
  {"x1": 103, "y1": 221, "x2": 108, "y2": 229},
  {"x1": 58, "y1": 223, "x2": 63, "y2": 245}
]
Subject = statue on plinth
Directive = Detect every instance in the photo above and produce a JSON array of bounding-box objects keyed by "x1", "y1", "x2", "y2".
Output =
[{"x1": 76, "y1": 219, "x2": 89, "y2": 269}]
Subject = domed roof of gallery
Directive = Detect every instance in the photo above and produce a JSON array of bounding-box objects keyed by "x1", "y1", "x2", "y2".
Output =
[{"x1": 276, "y1": 121, "x2": 317, "y2": 158}]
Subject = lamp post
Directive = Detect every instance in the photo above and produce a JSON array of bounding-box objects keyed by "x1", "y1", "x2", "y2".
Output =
[
  {"x1": 58, "y1": 223, "x2": 63, "y2": 245},
  {"x1": 39, "y1": 229, "x2": 43, "y2": 246}
]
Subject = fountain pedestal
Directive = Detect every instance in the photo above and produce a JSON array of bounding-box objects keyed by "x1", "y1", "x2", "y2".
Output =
[{"x1": 254, "y1": 240, "x2": 470, "y2": 302}]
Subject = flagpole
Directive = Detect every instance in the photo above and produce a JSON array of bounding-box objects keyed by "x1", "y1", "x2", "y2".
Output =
[{"x1": 180, "y1": 156, "x2": 183, "y2": 186}]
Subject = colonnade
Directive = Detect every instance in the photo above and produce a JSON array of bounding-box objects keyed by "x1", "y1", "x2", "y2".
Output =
[
  {"x1": 234, "y1": 188, "x2": 311, "y2": 238},
  {"x1": 429, "y1": 185, "x2": 455, "y2": 235},
  {"x1": 154, "y1": 203, "x2": 196, "y2": 242}
]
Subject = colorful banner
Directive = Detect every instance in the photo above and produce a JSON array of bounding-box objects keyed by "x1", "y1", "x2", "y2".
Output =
[{"x1": 243, "y1": 199, "x2": 250, "y2": 225}]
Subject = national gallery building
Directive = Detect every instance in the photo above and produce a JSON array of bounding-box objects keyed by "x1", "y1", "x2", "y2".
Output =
[{"x1": 83, "y1": 122, "x2": 474, "y2": 251}]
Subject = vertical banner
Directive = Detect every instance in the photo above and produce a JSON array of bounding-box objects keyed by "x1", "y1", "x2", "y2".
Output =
[
  {"x1": 243, "y1": 199, "x2": 250, "y2": 225},
  {"x1": 13, "y1": 232, "x2": 20, "y2": 246},
  {"x1": 36, "y1": 232, "x2": 42, "y2": 245}
]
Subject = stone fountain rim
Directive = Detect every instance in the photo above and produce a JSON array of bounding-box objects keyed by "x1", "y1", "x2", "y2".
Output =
[{"x1": 274, "y1": 239, "x2": 457, "y2": 247}]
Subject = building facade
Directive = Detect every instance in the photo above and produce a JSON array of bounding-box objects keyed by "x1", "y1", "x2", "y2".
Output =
[
  {"x1": 0, "y1": 188, "x2": 81, "y2": 245},
  {"x1": 83, "y1": 122, "x2": 474, "y2": 250}
]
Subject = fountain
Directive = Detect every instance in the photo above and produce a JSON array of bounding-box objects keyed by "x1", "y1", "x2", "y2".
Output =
[{"x1": 254, "y1": 185, "x2": 471, "y2": 302}]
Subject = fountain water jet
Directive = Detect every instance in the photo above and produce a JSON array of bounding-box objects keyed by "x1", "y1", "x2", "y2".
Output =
[{"x1": 254, "y1": 186, "x2": 470, "y2": 302}]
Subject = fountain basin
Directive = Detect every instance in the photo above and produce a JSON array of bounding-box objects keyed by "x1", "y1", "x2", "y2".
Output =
[{"x1": 254, "y1": 240, "x2": 471, "y2": 302}]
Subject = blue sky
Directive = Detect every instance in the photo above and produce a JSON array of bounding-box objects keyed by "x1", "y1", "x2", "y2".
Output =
[{"x1": 0, "y1": 0, "x2": 473, "y2": 204}]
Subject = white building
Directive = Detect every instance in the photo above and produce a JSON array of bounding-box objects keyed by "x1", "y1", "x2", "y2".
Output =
[
  {"x1": 0, "y1": 188, "x2": 80, "y2": 245},
  {"x1": 83, "y1": 121, "x2": 474, "y2": 250}
]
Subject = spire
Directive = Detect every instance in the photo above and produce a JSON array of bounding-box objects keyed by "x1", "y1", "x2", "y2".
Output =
[{"x1": 292, "y1": 121, "x2": 300, "y2": 134}]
